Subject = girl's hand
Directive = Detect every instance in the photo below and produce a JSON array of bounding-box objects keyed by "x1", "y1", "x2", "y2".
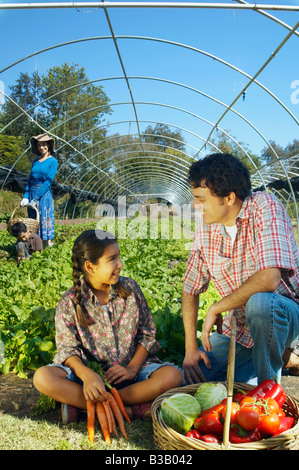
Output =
[
  {"x1": 104, "y1": 364, "x2": 136, "y2": 385},
  {"x1": 81, "y1": 368, "x2": 110, "y2": 402}
]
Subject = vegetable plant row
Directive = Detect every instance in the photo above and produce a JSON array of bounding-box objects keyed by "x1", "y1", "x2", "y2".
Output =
[
  {"x1": 160, "y1": 380, "x2": 295, "y2": 446},
  {"x1": 0, "y1": 220, "x2": 221, "y2": 377}
]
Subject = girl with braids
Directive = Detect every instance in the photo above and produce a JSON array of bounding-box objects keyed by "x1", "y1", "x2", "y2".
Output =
[{"x1": 33, "y1": 229, "x2": 182, "y2": 422}]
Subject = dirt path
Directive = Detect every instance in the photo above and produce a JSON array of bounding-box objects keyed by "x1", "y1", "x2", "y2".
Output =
[
  {"x1": 0, "y1": 370, "x2": 60, "y2": 421},
  {"x1": 0, "y1": 369, "x2": 298, "y2": 423}
]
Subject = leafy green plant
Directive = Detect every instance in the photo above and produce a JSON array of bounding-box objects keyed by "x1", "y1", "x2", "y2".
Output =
[
  {"x1": 32, "y1": 394, "x2": 57, "y2": 417},
  {"x1": 0, "y1": 220, "x2": 220, "y2": 376},
  {"x1": 0, "y1": 306, "x2": 56, "y2": 377}
]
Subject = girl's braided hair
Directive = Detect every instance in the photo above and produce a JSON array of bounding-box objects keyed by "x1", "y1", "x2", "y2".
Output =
[{"x1": 71, "y1": 229, "x2": 131, "y2": 327}]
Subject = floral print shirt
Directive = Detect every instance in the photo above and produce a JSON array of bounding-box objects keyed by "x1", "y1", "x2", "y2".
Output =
[{"x1": 53, "y1": 277, "x2": 162, "y2": 371}]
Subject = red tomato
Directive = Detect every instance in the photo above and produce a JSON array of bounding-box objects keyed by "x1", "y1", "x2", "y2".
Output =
[
  {"x1": 186, "y1": 429, "x2": 201, "y2": 439},
  {"x1": 240, "y1": 396, "x2": 256, "y2": 406},
  {"x1": 221, "y1": 402, "x2": 240, "y2": 424},
  {"x1": 240, "y1": 396, "x2": 261, "y2": 414},
  {"x1": 237, "y1": 407, "x2": 260, "y2": 431},
  {"x1": 260, "y1": 397, "x2": 280, "y2": 415},
  {"x1": 278, "y1": 408, "x2": 286, "y2": 418},
  {"x1": 259, "y1": 412, "x2": 280, "y2": 437}
]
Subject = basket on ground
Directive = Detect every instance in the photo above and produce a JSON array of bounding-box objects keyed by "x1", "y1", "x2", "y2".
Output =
[
  {"x1": 152, "y1": 382, "x2": 299, "y2": 450},
  {"x1": 7, "y1": 205, "x2": 39, "y2": 235}
]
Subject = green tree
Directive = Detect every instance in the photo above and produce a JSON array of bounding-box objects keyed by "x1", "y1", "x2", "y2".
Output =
[
  {"x1": 142, "y1": 123, "x2": 185, "y2": 152},
  {"x1": 0, "y1": 63, "x2": 112, "y2": 186},
  {"x1": 261, "y1": 138, "x2": 299, "y2": 163},
  {"x1": 41, "y1": 63, "x2": 110, "y2": 145},
  {"x1": 0, "y1": 134, "x2": 29, "y2": 171},
  {"x1": 0, "y1": 71, "x2": 44, "y2": 144},
  {"x1": 261, "y1": 139, "x2": 284, "y2": 163},
  {"x1": 39, "y1": 63, "x2": 112, "y2": 184},
  {"x1": 209, "y1": 130, "x2": 261, "y2": 172}
]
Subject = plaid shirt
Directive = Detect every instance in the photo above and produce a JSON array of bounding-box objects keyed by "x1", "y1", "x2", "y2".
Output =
[{"x1": 183, "y1": 191, "x2": 299, "y2": 348}]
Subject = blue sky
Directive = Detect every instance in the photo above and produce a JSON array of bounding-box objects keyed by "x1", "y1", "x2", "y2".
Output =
[{"x1": 0, "y1": 0, "x2": 298, "y2": 159}]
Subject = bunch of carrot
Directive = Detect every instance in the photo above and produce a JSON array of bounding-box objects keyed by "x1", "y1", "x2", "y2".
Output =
[{"x1": 87, "y1": 386, "x2": 131, "y2": 445}]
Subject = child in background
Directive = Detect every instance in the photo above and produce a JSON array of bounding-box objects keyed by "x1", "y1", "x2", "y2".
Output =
[
  {"x1": 11, "y1": 222, "x2": 43, "y2": 263},
  {"x1": 33, "y1": 229, "x2": 182, "y2": 422}
]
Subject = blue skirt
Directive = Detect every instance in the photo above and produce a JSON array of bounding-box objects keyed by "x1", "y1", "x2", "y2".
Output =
[{"x1": 27, "y1": 184, "x2": 55, "y2": 240}]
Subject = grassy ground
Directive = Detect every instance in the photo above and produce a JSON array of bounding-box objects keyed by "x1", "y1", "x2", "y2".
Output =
[
  {"x1": 0, "y1": 369, "x2": 158, "y2": 451},
  {"x1": 0, "y1": 412, "x2": 156, "y2": 451}
]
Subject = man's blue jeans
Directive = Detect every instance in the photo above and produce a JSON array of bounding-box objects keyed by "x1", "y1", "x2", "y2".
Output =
[{"x1": 198, "y1": 292, "x2": 299, "y2": 384}]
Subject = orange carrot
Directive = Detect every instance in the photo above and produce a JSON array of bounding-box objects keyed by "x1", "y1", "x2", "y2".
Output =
[
  {"x1": 103, "y1": 399, "x2": 118, "y2": 437},
  {"x1": 110, "y1": 387, "x2": 131, "y2": 423},
  {"x1": 108, "y1": 392, "x2": 128, "y2": 439},
  {"x1": 87, "y1": 401, "x2": 96, "y2": 444},
  {"x1": 96, "y1": 402, "x2": 111, "y2": 445},
  {"x1": 102, "y1": 400, "x2": 113, "y2": 433}
]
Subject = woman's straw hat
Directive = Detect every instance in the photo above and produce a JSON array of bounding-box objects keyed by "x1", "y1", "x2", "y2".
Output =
[{"x1": 30, "y1": 133, "x2": 55, "y2": 156}]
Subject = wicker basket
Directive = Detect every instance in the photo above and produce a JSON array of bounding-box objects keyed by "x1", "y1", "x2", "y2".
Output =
[
  {"x1": 152, "y1": 317, "x2": 299, "y2": 450},
  {"x1": 7, "y1": 205, "x2": 39, "y2": 235},
  {"x1": 152, "y1": 382, "x2": 299, "y2": 450}
]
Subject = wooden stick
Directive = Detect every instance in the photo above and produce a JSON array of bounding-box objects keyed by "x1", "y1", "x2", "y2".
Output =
[{"x1": 223, "y1": 315, "x2": 236, "y2": 447}]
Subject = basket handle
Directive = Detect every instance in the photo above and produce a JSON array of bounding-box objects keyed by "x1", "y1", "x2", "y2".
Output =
[
  {"x1": 222, "y1": 315, "x2": 236, "y2": 446},
  {"x1": 10, "y1": 204, "x2": 39, "y2": 223}
]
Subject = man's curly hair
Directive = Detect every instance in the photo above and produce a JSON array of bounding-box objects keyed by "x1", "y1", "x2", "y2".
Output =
[{"x1": 188, "y1": 153, "x2": 252, "y2": 201}]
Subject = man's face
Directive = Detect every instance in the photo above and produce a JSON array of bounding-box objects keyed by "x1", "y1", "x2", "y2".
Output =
[
  {"x1": 18, "y1": 230, "x2": 30, "y2": 242},
  {"x1": 191, "y1": 185, "x2": 232, "y2": 225}
]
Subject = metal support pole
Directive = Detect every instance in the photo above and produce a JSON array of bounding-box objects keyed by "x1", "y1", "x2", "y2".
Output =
[{"x1": 0, "y1": 2, "x2": 298, "y2": 11}]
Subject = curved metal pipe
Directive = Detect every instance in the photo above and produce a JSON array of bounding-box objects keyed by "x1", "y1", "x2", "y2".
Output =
[
  {"x1": 1, "y1": 36, "x2": 297, "y2": 126},
  {"x1": 67, "y1": 153, "x2": 192, "y2": 218}
]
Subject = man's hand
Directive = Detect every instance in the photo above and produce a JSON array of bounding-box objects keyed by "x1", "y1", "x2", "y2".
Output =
[
  {"x1": 201, "y1": 306, "x2": 223, "y2": 352},
  {"x1": 182, "y1": 349, "x2": 211, "y2": 384}
]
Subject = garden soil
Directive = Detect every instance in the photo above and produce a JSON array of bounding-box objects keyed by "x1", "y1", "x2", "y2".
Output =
[{"x1": 0, "y1": 369, "x2": 298, "y2": 423}]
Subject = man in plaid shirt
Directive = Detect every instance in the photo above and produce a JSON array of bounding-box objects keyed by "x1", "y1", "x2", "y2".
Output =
[{"x1": 182, "y1": 153, "x2": 299, "y2": 385}]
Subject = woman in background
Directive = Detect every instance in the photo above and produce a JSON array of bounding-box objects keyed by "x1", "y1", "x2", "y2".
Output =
[{"x1": 21, "y1": 133, "x2": 58, "y2": 247}]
